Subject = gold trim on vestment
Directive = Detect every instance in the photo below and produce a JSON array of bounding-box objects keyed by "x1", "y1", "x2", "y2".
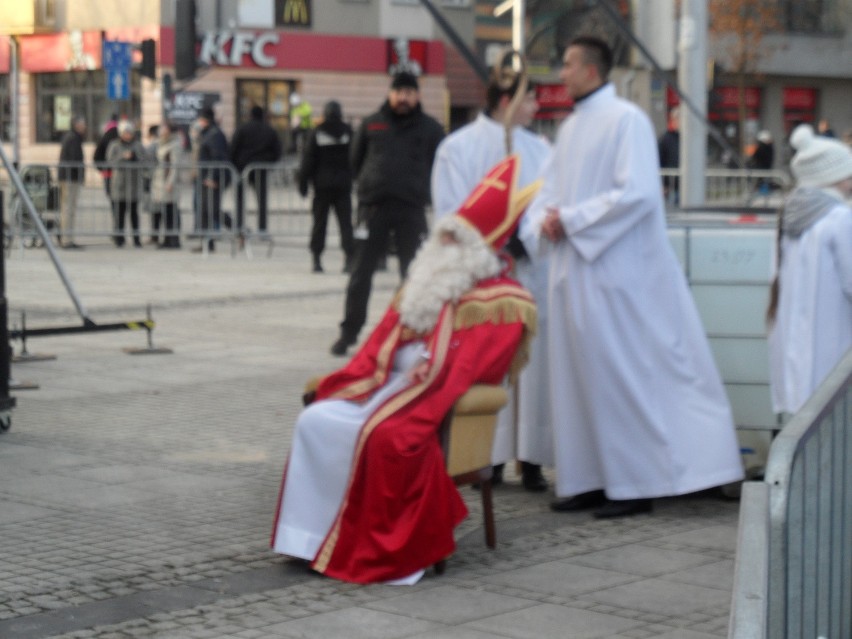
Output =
[
  {"x1": 327, "y1": 324, "x2": 401, "y2": 400},
  {"x1": 313, "y1": 305, "x2": 455, "y2": 574}
]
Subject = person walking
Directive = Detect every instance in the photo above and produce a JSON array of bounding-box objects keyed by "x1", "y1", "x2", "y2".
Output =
[
  {"x1": 57, "y1": 114, "x2": 87, "y2": 249},
  {"x1": 298, "y1": 100, "x2": 355, "y2": 274},
  {"x1": 150, "y1": 121, "x2": 183, "y2": 249},
  {"x1": 194, "y1": 107, "x2": 230, "y2": 252},
  {"x1": 431, "y1": 57, "x2": 551, "y2": 492},
  {"x1": 106, "y1": 120, "x2": 146, "y2": 247},
  {"x1": 767, "y1": 123, "x2": 852, "y2": 416},
  {"x1": 329, "y1": 72, "x2": 444, "y2": 356},
  {"x1": 230, "y1": 105, "x2": 283, "y2": 237},
  {"x1": 523, "y1": 35, "x2": 743, "y2": 518}
]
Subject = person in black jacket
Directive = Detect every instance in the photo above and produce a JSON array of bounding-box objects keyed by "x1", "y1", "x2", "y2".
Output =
[
  {"x1": 57, "y1": 115, "x2": 87, "y2": 248},
  {"x1": 298, "y1": 100, "x2": 355, "y2": 273},
  {"x1": 230, "y1": 105, "x2": 282, "y2": 236},
  {"x1": 194, "y1": 106, "x2": 230, "y2": 252},
  {"x1": 330, "y1": 72, "x2": 444, "y2": 356}
]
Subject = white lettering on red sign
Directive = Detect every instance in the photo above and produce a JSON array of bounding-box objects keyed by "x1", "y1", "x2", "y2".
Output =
[{"x1": 199, "y1": 31, "x2": 279, "y2": 68}]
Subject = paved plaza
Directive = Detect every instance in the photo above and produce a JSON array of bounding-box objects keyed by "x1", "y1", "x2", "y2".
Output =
[{"x1": 0, "y1": 237, "x2": 741, "y2": 638}]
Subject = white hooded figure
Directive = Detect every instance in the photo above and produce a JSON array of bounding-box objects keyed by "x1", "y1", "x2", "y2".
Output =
[{"x1": 767, "y1": 124, "x2": 852, "y2": 415}]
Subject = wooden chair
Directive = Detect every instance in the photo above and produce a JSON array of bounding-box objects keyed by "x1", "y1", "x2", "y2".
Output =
[{"x1": 302, "y1": 378, "x2": 507, "y2": 572}]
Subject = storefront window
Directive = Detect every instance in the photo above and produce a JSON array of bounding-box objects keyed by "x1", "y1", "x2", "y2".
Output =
[
  {"x1": 35, "y1": 70, "x2": 141, "y2": 143},
  {"x1": 236, "y1": 78, "x2": 293, "y2": 149}
]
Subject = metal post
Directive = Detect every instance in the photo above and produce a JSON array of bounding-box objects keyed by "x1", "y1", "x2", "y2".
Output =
[
  {"x1": 678, "y1": 0, "x2": 708, "y2": 206},
  {"x1": 0, "y1": 193, "x2": 17, "y2": 429},
  {"x1": 0, "y1": 143, "x2": 94, "y2": 326}
]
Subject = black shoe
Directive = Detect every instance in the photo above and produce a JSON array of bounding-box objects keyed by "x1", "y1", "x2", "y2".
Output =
[
  {"x1": 593, "y1": 498, "x2": 653, "y2": 519},
  {"x1": 134, "y1": 239, "x2": 143, "y2": 248},
  {"x1": 521, "y1": 462, "x2": 547, "y2": 492},
  {"x1": 550, "y1": 489, "x2": 607, "y2": 512},
  {"x1": 312, "y1": 255, "x2": 323, "y2": 273},
  {"x1": 330, "y1": 336, "x2": 355, "y2": 357}
]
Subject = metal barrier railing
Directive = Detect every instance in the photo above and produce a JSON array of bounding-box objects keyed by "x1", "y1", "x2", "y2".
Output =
[
  {"x1": 660, "y1": 168, "x2": 792, "y2": 206},
  {"x1": 1, "y1": 161, "x2": 314, "y2": 254},
  {"x1": 729, "y1": 348, "x2": 852, "y2": 638}
]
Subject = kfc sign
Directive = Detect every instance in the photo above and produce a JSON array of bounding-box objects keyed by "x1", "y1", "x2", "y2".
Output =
[{"x1": 199, "y1": 30, "x2": 279, "y2": 68}]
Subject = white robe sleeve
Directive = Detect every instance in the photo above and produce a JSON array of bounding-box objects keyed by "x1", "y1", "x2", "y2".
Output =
[
  {"x1": 431, "y1": 140, "x2": 473, "y2": 220},
  {"x1": 556, "y1": 111, "x2": 662, "y2": 263},
  {"x1": 518, "y1": 149, "x2": 558, "y2": 260},
  {"x1": 832, "y1": 207, "x2": 852, "y2": 300}
]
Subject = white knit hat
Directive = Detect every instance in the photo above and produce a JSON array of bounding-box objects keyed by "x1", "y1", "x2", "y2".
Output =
[{"x1": 789, "y1": 124, "x2": 852, "y2": 188}]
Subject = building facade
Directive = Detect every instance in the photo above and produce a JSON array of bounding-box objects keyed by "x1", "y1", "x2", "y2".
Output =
[{"x1": 0, "y1": 0, "x2": 477, "y2": 165}]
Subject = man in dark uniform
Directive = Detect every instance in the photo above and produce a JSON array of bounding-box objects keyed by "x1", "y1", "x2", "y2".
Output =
[{"x1": 330, "y1": 72, "x2": 444, "y2": 356}]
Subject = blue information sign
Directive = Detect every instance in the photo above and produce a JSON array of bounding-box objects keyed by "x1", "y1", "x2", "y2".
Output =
[
  {"x1": 104, "y1": 40, "x2": 131, "y2": 101},
  {"x1": 107, "y1": 68, "x2": 130, "y2": 101},
  {"x1": 103, "y1": 41, "x2": 131, "y2": 70}
]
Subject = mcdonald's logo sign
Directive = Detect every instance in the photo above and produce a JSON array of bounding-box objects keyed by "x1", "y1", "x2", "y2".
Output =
[{"x1": 276, "y1": 0, "x2": 311, "y2": 27}]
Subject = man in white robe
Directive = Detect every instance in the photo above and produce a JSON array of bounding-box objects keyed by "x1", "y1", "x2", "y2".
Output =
[
  {"x1": 767, "y1": 124, "x2": 852, "y2": 415},
  {"x1": 522, "y1": 35, "x2": 744, "y2": 518},
  {"x1": 432, "y1": 63, "x2": 553, "y2": 491}
]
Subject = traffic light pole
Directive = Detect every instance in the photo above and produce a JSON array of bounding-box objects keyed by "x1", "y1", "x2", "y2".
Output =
[{"x1": 0, "y1": 193, "x2": 17, "y2": 432}]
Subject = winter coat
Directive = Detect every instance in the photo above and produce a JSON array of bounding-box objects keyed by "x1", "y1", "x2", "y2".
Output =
[
  {"x1": 150, "y1": 135, "x2": 182, "y2": 205},
  {"x1": 106, "y1": 137, "x2": 147, "y2": 203},
  {"x1": 230, "y1": 118, "x2": 283, "y2": 171},
  {"x1": 298, "y1": 118, "x2": 353, "y2": 194},
  {"x1": 58, "y1": 129, "x2": 85, "y2": 183},
  {"x1": 350, "y1": 101, "x2": 444, "y2": 207}
]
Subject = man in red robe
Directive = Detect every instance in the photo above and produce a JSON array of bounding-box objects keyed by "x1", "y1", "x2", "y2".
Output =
[{"x1": 271, "y1": 156, "x2": 540, "y2": 584}]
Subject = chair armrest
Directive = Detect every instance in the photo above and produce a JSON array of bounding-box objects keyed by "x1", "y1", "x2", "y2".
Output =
[{"x1": 452, "y1": 384, "x2": 508, "y2": 415}]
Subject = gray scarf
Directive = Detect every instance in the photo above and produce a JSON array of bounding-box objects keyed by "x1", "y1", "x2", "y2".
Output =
[{"x1": 781, "y1": 187, "x2": 841, "y2": 237}]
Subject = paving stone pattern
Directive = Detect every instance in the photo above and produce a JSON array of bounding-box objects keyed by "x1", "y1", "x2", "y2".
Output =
[{"x1": 0, "y1": 242, "x2": 739, "y2": 638}]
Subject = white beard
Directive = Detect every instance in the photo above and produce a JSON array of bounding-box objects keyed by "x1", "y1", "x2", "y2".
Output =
[{"x1": 399, "y1": 218, "x2": 501, "y2": 333}]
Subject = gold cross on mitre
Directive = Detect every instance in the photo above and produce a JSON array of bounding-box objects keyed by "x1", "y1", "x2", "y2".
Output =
[{"x1": 462, "y1": 170, "x2": 509, "y2": 209}]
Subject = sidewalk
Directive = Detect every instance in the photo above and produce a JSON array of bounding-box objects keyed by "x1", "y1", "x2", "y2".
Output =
[{"x1": 0, "y1": 239, "x2": 739, "y2": 639}]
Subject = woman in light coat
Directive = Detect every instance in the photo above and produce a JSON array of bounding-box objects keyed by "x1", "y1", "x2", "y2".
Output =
[{"x1": 150, "y1": 121, "x2": 183, "y2": 248}]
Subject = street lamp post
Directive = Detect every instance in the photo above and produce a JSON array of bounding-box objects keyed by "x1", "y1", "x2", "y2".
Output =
[{"x1": 678, "y1": 0, "x2": 708, "y2": 207}]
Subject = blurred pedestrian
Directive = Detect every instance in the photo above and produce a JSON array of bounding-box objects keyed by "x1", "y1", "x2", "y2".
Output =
[
  {"x1": 93, "y1": 113, "x2": 119, "y2": 208},
  {"x1": 57, "y1": 114, "x2": 87, "y2": 249},
  {"x1": 816, "y1": 118, "x2": 836, "y2": 138},
  {"x1": 329, "y1": 72, "x2": 444, "y2": 357},
  {"x1": 194, "y1": 106, "x2": 230, "y2": 253},
  {"x1": 526, "y1": 35, "x2": 743, "y2": 518},
  {"x1": 767, "y1": 124, "x2": 852, "y2": 415},
  {"x1": 289, "y1": 93, "x2": 313, "y2": 156},
  {"x1": 143, "y1": 124, "x2": 161, "y2": 244},
  {"x1": 106, "y1": 120, "x2": 146, "y2": 247},
  {"x1": 230, "y1": 105, "x2": 283, "y2": 237},
  {"x1": 431, "y1": 56, "x2": 552, "y2": 491},
  {"x1": 150, "y1": 121, "x2": 183, "y2": 249},
  {"x1": 298, "y1": 100, "x2": 355, "y2": 273},
  {"x1": 657, "y1": 106, "x2": 680, "y2": 206}
]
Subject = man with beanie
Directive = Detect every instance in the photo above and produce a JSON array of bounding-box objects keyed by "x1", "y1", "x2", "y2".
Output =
[
  {"x1": 273, "y1": 156, "x2": 539, "y2": 584},
  {"x1": 767, "y1": 123, "x2": 852, "y2": 415},
  {"x1": 298, "y1": 100, "x2": 355, "y2": 273},
  {"x1": 330, "y1": 71, "x2": 444, "y2": 356},
  {"x1": 230, "y1": 105, "x2": 283, "y2": 236}
]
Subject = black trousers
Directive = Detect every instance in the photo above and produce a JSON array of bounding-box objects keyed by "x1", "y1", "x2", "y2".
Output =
[
  {"x1": 161, "y1": 202, "x2": 181, "y2": 246},
  {"x1": 235, "y1": 170, "x2": 269, "y2": 232},
  {"x1": 310, "y1": 188, "x2": 354, "y2": 259},
  {"x1": 200, "y1": 183, "x2": 221, "y2": 246},
  {"x1": 339, "y1": 200, "x2": 427, "y2": 341},
  {"x1": 113, "y1": 200, "x2": 140, "y2": 245}
]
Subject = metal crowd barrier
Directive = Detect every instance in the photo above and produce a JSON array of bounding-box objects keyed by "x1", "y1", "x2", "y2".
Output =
[
  {"x1": 729, "y1": 348, "x2": 852, "y2": 638},
  {"x1": 660, "y1": 168, "x2": 792, "y2": 206},
  {"x1": 1, "y1": 161, "x2": 314, "y2": 255}
]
